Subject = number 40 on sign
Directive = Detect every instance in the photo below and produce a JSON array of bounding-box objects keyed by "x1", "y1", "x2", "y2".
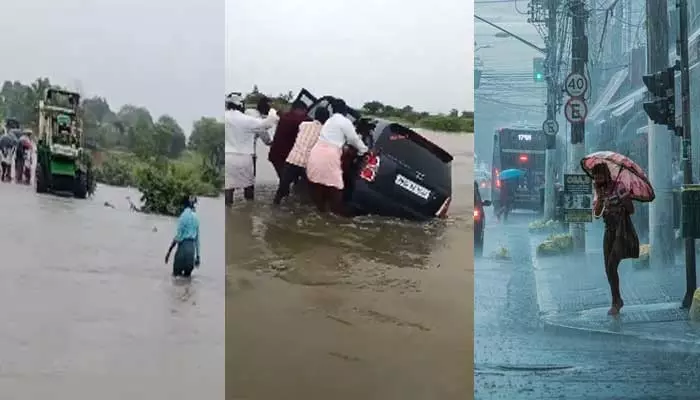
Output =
[{"x1": 565, "y1": 72, "x2": 588, "y2": 97}]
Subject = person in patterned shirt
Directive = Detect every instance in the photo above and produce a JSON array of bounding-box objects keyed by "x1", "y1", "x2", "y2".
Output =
[{"x1": 272, "y1": 107, "x2": 330, "y2": 205}]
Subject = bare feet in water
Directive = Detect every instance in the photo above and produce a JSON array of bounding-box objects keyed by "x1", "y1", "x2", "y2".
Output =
[{"x1": 607, "y1": 299, "x2": 624, "y2": 316}]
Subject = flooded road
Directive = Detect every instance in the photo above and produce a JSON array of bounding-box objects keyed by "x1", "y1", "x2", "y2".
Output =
[
  {"x1": 0, "y1": 183, "x2": 224, "y2": 399},
  {"x1": 227, "y1": 131, "x2": 474, "y2": 399}
]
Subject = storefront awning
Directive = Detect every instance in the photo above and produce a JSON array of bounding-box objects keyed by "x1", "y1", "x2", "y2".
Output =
[
  {"x1": 609, "y1": 86, "x2": 646, "y2": 118},
  {"x1": 589, "y1": 69, "x2": 629, "y2": 121}
]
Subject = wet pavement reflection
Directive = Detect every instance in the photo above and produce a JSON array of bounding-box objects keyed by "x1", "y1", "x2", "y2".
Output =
[
  {"x1": 227, "y1": 132, "x2": 474, "y2": 400},
  {"x1": 0, "y1": 183, "x2": 224, "y2": 399}
]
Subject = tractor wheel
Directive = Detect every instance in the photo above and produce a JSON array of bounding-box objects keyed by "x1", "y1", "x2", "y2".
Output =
[
  {"x1": 74, "y1": 170, "x2": 88, "y2": 199},
  {"x1": 35, "y1": 162, "x2": 47, "y2": 193}
]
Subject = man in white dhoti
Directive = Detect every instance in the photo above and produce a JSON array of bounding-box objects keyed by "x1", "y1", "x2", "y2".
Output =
[{"x1": 225, "y1": 92, "x2": 278, "y2": 206}]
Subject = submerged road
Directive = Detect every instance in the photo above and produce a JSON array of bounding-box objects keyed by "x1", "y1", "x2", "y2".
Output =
[
  {"x1": 0, "y1": 183, "x2": 224, "y2": 399},
  {"x1": 475, "y1": 211, "x2": 700, "y2": 400},
  {"x1": 227, "y1": 132, "x2": 474, "y2": 400}
]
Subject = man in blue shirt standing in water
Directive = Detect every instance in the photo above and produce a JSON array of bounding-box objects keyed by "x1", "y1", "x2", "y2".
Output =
[{"x1": 165, "y1": 195, "x2": 201, "y2": 277}]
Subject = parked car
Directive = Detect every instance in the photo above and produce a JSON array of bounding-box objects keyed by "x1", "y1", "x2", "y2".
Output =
[
  {"x1": 297, "y1": 89, "x2": 453, "y2": 221},
  {"x1": 474, "y1": 180, "x2": 491, "y2": 257}
]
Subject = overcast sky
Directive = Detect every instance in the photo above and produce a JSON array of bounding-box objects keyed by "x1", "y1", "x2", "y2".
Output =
[
  {"x1": 227, "y1": 0, "x2": 474, "y2": 113},
  {"x1": 0, "y1": 0, "x2": 223, "y2": 134}
]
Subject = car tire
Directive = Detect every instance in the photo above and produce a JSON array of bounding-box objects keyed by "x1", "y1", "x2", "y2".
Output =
[{"x1": 475, "y1": 232, "x2": 484, "y2": 258}]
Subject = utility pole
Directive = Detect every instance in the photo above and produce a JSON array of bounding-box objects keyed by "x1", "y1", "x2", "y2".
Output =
[
  {"x1": 569, "y1": 0, "x2": 588, "y2": 252},
  {"x1": 646, "y1": 0, "x2": 674, "y2": 269},
  {"x1": 678, "y1": 0, "x2": 697, "y2": 309},
  {"x1": 543, "y1": 0, "x2": 559, "y2": 220}
]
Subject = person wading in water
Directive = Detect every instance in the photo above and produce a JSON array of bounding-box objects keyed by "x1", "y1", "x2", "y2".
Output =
[
  {"x1": 592, "y1": 163, "x2": 640, "y2": 316},
  {"x1": 305, "y1": 98, "x2": 368, "y2": 215},
  {"x1": 165, "y1": 196, "x2": 201, "y2": 278},
  {"x1": 224, "y1": 92, "x2": 277, "y2": 205}
]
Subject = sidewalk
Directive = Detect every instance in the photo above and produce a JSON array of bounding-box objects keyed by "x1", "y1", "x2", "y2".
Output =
[{"x1": 529, "y1": 233, "x2": 700, "y2": 346}]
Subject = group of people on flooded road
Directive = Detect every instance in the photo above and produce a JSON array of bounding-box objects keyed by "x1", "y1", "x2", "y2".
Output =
[
  {"x1": 224, "y1": 92, "x2": 369, "y2": 215},
  {"x1": 0, "y1": 129, "x2": 34, "y2": 184}
]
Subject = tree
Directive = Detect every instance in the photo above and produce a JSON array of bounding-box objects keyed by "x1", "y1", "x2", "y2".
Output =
[
  {"x1": 189, "y1": 117, "x2": 224, "y2": 168},
  {"x1": 117, "y1": 104, "x2": 154, "y2": 128},
  {"x1": 362, "y1": 101, "x2": 384, "y2": 114},
  {"x1": 189, "y1": 117, "x2": 224, "y2": 189},
  {"x1": 83, "y1": 97, "x2": 115, "y2": 124},
  {"x1": 154, "y1": 115, "x2": 186, "y2": 158}
]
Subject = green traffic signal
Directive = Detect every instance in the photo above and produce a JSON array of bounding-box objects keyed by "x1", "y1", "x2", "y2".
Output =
[{"x1": 533, "y1": 57, "x2": 545, "y2": 83}]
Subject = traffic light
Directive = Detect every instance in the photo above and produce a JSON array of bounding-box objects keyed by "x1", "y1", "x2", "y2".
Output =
[
  {"x1": 533, "y1": 57, "x2": 545, "y2": 82},
  {"x1": 642, "y1": 65, "x2": 676, "y2": 132}
]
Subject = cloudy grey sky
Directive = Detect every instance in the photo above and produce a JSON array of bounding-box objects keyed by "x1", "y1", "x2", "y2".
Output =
[
  {"x1": 227, "y1": 0, "x2": 474, "y2": 113},
  {"x1": 0, "y1": 0, "x2": 223, "y2": 134}
]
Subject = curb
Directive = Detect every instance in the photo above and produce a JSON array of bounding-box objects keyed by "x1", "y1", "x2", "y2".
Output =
[
  {"x1": 541, "y1": 315, "x2": 700, "y2": 350},
  {"x1": 530, "y1": 240, "x2": 700, "y2": 349}
]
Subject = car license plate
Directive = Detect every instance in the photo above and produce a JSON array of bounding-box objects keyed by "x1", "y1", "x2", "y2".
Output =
[{"x1": 395, "y1": 174, "x2": 431, "y2": 200}]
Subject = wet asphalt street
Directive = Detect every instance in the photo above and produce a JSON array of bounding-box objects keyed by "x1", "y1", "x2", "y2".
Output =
[
  {"x1": 475, "y1": 210, "x2": 700, "y2": 400},
  {"x1": 227, "y1": 132, "x2": 474, "y2": 400},
  {"x1": 0, "y1": 182, "x2": 224, "y2": 399}
]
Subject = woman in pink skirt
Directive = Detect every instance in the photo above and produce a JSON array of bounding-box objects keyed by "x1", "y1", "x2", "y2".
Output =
[{"x1": 306, "y1": 98, "x2": 368, "y2": 215}]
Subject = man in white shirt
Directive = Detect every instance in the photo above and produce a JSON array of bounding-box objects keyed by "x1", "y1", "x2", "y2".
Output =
[
  {"x1": 305, "y1": 98, "x2": 369, "y2": 215},
  {"x1": 244, "y1": 96, "x2": 277, "y2": 137},
  {"x1": 224, "y1": 92, "x2": 279, "y2": 206}
]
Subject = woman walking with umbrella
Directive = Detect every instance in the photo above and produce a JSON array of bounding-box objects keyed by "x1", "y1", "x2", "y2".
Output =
[
  {"x1": 496, "y1": 168, "x2": 524, "y2": 221},
  {"x1": 581, "y1": 151, "x2": 655, "y2": 316}
]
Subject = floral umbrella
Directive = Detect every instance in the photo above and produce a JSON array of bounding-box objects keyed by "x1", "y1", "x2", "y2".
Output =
[{"x1": 580, "y1": 150, "x2": 655, "y2": 202}]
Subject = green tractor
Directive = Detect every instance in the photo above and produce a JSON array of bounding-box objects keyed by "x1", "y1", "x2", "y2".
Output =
[{"x1": 35, "y1": 88, "x2": 95, "y2": 198}]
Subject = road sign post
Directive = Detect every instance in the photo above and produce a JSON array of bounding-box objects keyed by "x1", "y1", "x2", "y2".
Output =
[
  {"x1": 564, "y1": 98, "x2": 588, "y2": 124},
  {"x1": 563, "y1": 174, "x2": 593, "y2": 223},
  {"x1": 542, "y1": 119, "x2": 559, "y2": 136},
  {"x1": 565, "y1": 72, "x2": 588, "y2": 97}
]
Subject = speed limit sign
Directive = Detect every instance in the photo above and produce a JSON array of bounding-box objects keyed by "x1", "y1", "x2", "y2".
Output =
[{"x1": 565, "y1": 72, "x2": 588, "y2": 97}]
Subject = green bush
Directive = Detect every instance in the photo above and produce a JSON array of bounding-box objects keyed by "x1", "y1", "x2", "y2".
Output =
[
  {"x1": 491, "y1": 246, "x2": 511, "y2": 260},
  {"x1": 416, "y1": 115, "x2": 473, "y2": 133},
  {"x1": 536, "y1": 233, "x2": 574, "y2": 257},
  {"x1": 94, "y1": 152, "x2": 137, "y2": 187},
  {"x1": 635, "y1": 244, "x2": 650, "y2": 269},
  {"x1": 95, "y1": 150, "x2": 221, "y2": 216},
  {"x1": 528, "y1": 219, "x2": 562, "y2": 233},
  {"x1": 134, "y1": 161, "x2": 218, "y2": 216}
]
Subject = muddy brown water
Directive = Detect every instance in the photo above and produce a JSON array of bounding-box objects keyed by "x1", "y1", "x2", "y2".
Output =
[
  {"x1": 0, "y1": 183, "x2": 224, "y2": 399},
  {"x1": 227, "y1": 131, "x2": 474, "y2": 400}
]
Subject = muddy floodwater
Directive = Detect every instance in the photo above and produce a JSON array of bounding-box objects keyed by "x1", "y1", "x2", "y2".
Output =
[
  {"x1": 227, "y1": 131, "x2": 474, "y2": 400},
  {"x1": 0, "y1": 183, "x2": 224, "y2": 399}
]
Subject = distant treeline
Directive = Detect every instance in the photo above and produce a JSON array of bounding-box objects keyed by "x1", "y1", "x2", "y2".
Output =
[{"x1": 243, "y1": 85, "x2": 474, "y2": 133}]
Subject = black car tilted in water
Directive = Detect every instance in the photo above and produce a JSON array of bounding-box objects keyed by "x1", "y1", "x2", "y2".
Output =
[
  {"x1": 296, "y1": 89, "x2": 454, "y2": 221},
  {"x1": 474, "y1": 181, "x2": 491, "y2": 257}
]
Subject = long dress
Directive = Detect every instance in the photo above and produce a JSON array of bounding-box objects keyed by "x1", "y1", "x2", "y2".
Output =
[{"x1": 599, "y1": 182, "x2": 640, "y2": 265}]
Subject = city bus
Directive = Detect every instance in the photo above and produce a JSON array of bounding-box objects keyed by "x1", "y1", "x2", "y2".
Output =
[{"x1": 491, "y1": 124, "x2": 560, "y2": 212}]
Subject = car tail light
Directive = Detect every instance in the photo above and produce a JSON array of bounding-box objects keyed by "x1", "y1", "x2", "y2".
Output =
[
  {"x1": 474, "y1": 208, "x2": 480, "y2": 220},
  {"x1": 496, "y1": 179, "x2": 501, "y2": 188},
  {"x1": 436, "y1": 196, "x2": 451, "y2": 218},
  {"x1": 359, "y1": 152, "x2": 380, "y2": 182},
  {"x1": 519, "y1": 154, "x2": 528, "y2": 162}
]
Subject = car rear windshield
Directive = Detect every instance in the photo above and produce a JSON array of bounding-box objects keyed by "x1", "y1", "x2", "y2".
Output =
[{"x1": 375, "y1": 124, "x2": 452, "y2": 190}]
